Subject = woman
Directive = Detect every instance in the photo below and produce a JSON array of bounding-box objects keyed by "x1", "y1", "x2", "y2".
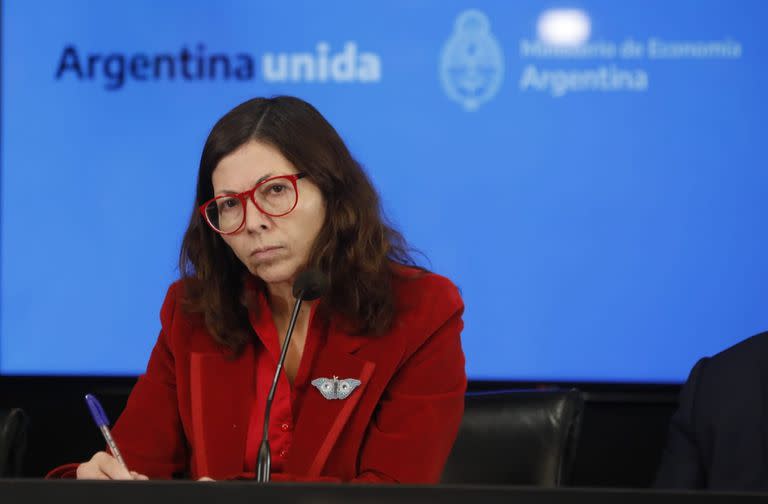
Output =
[{"x1": 49, "y1": 96, "x2": 466, "y2": 482}]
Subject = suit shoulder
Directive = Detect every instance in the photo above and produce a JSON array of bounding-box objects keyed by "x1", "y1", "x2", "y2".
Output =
[
  {"x1": 165, "y1": 279, "x2": 186, "y2": 300},
  {"x1": 159, "y1": 280, "x2": 186, "y2": 322},
  {"x1": 387, "y1": 268, "x2": 465, "y2": 371},
  {"x1": 392, "y1": 267, "x2": 463, "y2": 314},
  {"x1": 707, "y1": 331, "x2": 768, "y2": 373},
  {"x1": 158, "y1": 279, "x2": 207, "y2": 348},
  {"x1": 391, "y1": 268, "x2": 464, "y2": 354},
  {"x1": 689, "y1": 332, "x2": 768, "y2": 410}
]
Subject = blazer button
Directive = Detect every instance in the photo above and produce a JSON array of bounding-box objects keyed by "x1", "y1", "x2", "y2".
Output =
[
  {"x1": 280, "y1": 423, "x2": 290, "y2": 432},
  {"x1": 280, "y1": 449, "x2": 288, "y2": 458}
]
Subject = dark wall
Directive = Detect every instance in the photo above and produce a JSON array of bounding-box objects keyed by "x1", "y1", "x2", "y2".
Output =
[
  {"x1": 570, "y1": 392, "x2": 677, "y2": 487},
  {"x1": 0, "y1": 377, "x2": 679, "y2": 486},
  {"x1": 0, "y1": 377, "x2": 136, "y2": 477}
]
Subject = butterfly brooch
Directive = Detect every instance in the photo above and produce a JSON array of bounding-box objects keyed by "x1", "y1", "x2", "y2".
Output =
[{"x1": 311, "y1": 376, "x2": 362, "y2": 400}]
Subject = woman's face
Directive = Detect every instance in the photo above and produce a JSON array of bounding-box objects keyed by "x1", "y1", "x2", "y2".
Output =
[{"x1": 211, "y1": 140, "x2": 326, "y2": 287}]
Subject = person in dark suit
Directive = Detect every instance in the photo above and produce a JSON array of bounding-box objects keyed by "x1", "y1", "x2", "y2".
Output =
[{"x1": 655, "y1": 331, "x2": 768, "y2": 491}]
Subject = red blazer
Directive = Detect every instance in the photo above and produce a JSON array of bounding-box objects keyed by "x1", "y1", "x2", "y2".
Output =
[{"x1": 49, "y1": 268, "x2": 466, "y2": 482}]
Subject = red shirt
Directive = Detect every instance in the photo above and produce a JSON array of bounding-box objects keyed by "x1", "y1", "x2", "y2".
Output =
[{"x1": 243, "y1": 290, "x2": 325, "y2": 474}]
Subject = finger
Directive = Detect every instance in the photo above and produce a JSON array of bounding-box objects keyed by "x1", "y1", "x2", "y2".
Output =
[
  {"x1": 198, "y1": 476, "x2": 215, "y2": 481},
  {"x1": 131, "y1": 471, "x2": 149, "y2": 481},
  {"x1": 76, "y1": 461, "x2": 110, "y2": 480},
  {"x1": 94, "y1": 452, "x2": 133, "y2": 480}
]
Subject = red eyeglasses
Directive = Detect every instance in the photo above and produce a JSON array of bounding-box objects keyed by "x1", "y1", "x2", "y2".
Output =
[{"x1": 199, "y1": 173, "x2": 306, "y2": 235}]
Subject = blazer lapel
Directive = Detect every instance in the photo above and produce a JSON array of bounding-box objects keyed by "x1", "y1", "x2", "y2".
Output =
[
  {"x1": 189, "y1": 343, "x2": 255, "y2": 479},
  {"x1": 287, "y1": 331, "x2": 376, "y2": 477}
]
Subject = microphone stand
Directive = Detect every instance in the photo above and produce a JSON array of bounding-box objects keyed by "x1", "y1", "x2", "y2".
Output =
[{"x1": 255, "y1": 289, "x2": 306, "y2": 483}]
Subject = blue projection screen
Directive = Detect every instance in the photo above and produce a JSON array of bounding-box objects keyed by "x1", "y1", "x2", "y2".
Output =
[{"x1": 2, "y1": 0, "x2": 767, "y2": 381}]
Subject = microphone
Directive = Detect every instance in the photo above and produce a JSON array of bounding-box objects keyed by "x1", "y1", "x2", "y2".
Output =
[{"x1": 255, "y1": 269, "x2": 328, "y2": 482}]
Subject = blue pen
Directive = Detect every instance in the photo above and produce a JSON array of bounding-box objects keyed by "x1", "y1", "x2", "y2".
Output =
[{"x1": 85, "y1": 393, "x2": 130, "y2": 473}]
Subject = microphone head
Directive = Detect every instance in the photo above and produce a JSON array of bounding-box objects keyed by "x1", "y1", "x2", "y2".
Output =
[{"x1": 292, "y1": 269, "x2": 328, "y2": 301}]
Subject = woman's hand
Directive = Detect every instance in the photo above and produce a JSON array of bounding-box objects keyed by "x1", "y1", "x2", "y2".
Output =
[{"x1": 76, "y1": 451, "x2": 148, "y2": 480}]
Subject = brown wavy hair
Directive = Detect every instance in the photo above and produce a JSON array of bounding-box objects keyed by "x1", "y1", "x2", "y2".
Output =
[{"x1": 179, "y1": 96, "x2": 420, "y2": 353}]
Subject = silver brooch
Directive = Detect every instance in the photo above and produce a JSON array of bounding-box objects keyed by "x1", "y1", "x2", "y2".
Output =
[{"x1": 311, "y1": 376, "x2": 362, "y2": 400}]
